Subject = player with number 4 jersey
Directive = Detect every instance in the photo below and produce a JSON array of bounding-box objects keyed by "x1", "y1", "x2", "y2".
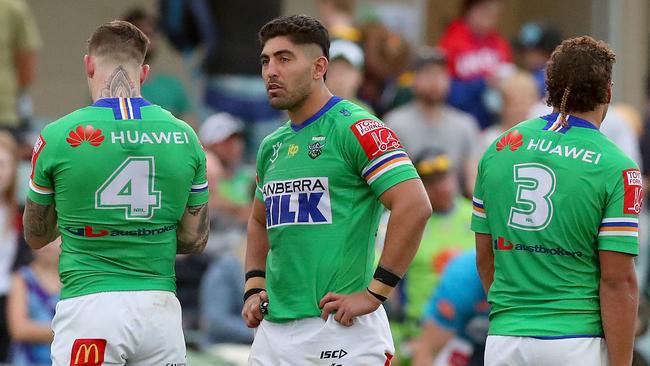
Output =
[
  {"x1": 23, "y1": 21, "x2": 209, "y2": 366},
  {"x1": 473, "y1": 36, "x2": 641, "y2": 366}
]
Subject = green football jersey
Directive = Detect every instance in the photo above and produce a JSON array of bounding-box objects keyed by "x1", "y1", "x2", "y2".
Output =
[
  {"x1": 471, "y1": 112, "x2": 642, "y2": 337},
  {"x1": 28, "y1": 97, "x2": 208, "y2": 299},
  {"x1": 255, "y1": 97, "x2": 419, "y2": 322}
]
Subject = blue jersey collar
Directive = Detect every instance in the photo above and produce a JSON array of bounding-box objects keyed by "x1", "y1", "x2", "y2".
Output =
[
  {"x1": 92, "y1": 97, "x2": 151, "y2": 120},
  {"x1": 290, "y1": 96, "x2": 343, "y2": 132},
  {"x1": 541, "y1": 112, "x2": 599, "y2": 133}
]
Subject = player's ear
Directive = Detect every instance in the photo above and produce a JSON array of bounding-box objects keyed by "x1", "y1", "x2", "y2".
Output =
[
  {"x1": 84, "y1": 55, "x2": 95, "y2": 79},
  {"x1": 140, "y1": 64, "x2": 150, "y2": 85},
  {"x1": 313, "y1": 56, "x2": 328, "y2": 81}
]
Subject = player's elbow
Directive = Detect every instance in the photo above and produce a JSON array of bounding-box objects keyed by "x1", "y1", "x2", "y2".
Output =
[
  {"x1": 177, "y1": 230, "x2": 208, "y2": 255},
  {"x1": 600, "y1": 269, "x2": 638, "y2": 293},
  {"x1": 23, "y1": 231, "x2": 50, "y2": 250}
]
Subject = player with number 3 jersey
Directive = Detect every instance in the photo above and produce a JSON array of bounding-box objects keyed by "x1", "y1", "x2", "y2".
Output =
[
  {"x1": 23, "y1": 21, "x2": 209, "y2": 366},
  {"x1": 473, "y1": 36, "x2": 641, "y2": 366}
]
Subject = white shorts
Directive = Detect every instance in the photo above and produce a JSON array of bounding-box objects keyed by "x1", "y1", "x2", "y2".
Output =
[
  {"x1": 485, "y1": 335, "x2": 609, "y2": 366},
  {"x1": 249, "y1": 306, "x2": 395, "y2": 365},
  {"x1": 51, "y1": 291, "x2": 186, "y2": 366}
]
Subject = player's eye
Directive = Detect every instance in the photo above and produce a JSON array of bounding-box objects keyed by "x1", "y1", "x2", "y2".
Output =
[
  {"x1": 281, "y1": 56, "x2": 290, "y2": 63},
  {"x1": 260, "y1": 59, "x2": 269, "y2": 66}
]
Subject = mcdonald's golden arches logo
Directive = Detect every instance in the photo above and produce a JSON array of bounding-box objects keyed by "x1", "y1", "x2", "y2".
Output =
[{"x1": 70, "y1": 338, "x2": 107, "y2": 366}]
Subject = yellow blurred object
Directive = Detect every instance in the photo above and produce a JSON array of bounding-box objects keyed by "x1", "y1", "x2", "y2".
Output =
[{"x1": 416, "y1": 155, "x2": 451, "y2": 176}]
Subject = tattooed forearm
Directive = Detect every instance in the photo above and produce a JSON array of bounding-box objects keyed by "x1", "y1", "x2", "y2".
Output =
[
  {"x1": 99, "y1": 65, "x2": 137, "y2": 98},
  {"x1": 23, "y1": 199, "x2": 59, "y2": 249},
  {"x1": 177, "y1": 203, "x2": 209, "y2": 254},
  {"x1": 186, "y1": 204, "x2": 204, "y2": 216}
]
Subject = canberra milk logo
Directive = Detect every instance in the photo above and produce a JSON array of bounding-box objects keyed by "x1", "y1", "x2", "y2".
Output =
[{"x1": 263, "y1": 177, "x2": 332, "y2": 228}]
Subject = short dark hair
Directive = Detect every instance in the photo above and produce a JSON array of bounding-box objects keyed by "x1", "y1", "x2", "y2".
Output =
[
  {"x1": 545, "y1": 36, "x2": 615, "y2": 113},
  {"x1": 461, "y1": 0, "x2": 501, "y2": 16},
  {"x1": 122, "y1": 7, "x2": 152, "y2": 26},
  {"x1": 258, "y1": 15, "x2": 330, "y2": 60},
  {"x1": 88, "y1": 20, "x2": 150, "y2": 64}
]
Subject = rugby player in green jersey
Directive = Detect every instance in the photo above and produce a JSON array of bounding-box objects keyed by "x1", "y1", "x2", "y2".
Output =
[
  {"x1": 240, "y1": 15, "x2": 432, "y2": 364},
  {"x1": 473, "y1": 36, "x2": 641, "y2": 366},
  {"x1": 23, "y1": 21, "x2": 209, "y2": 365}
]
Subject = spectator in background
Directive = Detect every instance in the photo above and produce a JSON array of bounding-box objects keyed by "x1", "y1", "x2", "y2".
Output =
[
  {"x1": 7, "y1": 238, "x2": 60, "y2": 366},
  {"x1": 0, "y1": 132, "x2": 33, "y2": 363},
  {"x1": 199, "y1": 241, "x2": 253, "y2": 345},
  {"x1": 123, "y1": 8, "x2": 194, "y2": 126},
  {"x1": 384, "y1": 48, "x2": 480, "y2": 196},
  {"x1": 161, "y1": 0, "x2": 282, "y2": 153},
  {"x1": 199, "y1": 113, "x2": 253, "y2": 234},
  {"x1": 411, "y1": 251, "x2": 488, "y2": 366},
  {"x1": 513, "y1": 22, "x2": 562, "y2": 98},
  {"x1": 439, "y1": 0, "x2": 514, "y2": 129},
  {"x1": 360, "y1": 20, "x2": 412, "y2": 117},
  {"x1": 391, "y1": 150, "x2": 475, "y2": 362},
  {"x1": 326, "y1": 39, "x2": 373, "y2": 112},
  {"x1": 317, "y1": 0, "x2": 361, "y2": 43},
  {"x1": 0, "y1": 0, "x2": 40, "y2": 140},
  {"x1": 481, "y1": 71, "x2": 539, "y2": 151}
]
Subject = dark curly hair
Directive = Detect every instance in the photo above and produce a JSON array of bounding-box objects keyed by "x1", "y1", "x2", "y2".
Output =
[
  {"x1": 258, "y1": 15, "x2": 330, "y2": 60},
  {"x1": 545, "y1": 36, "x2": 615, "y2": 119}
]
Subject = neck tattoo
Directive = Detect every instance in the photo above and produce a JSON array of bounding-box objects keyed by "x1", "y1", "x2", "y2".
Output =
[{"x1": 99, "y1": 65, "x2": 137, "y2": 98}]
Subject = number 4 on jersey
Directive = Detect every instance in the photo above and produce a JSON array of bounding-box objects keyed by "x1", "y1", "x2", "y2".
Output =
[{"x1": 96, "y1": 157, "x2": 161, "y2": 220}]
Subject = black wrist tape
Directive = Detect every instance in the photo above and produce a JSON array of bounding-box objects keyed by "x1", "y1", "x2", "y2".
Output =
[
  {"x1": 367, "y1": 288, "x2": 387, "y2": 302},
  {"x1": 243, "y1": 288, "x2": 264, "y2": 303},
  {"x1": 373, "y1": 266, "x2": 401, "y2": 287},
  {"x1": 245, "y1": 270, "x2": 266, "y2": 281}
]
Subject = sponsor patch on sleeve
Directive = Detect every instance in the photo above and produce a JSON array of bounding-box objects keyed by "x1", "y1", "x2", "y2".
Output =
[
  {"x1": 623, "y1": 169, "x2": 643, "y2": 214},
  {"x1": 30, "y1": 134, "x2": 46, "y2": 179},
  {"x1": 350, "y1": 119, "x2": 403, "y2": 160}
]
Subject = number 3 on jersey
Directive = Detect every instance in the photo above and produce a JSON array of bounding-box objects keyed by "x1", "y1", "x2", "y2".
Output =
[
  {"x1": 508, "y1": 163, "x2": 556, "y2": 231},
  {"x1": 96, "y1": 157, "x2": 161, "y2": 220}
]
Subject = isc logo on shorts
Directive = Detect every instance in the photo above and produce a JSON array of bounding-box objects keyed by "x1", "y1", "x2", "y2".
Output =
[{"x1": 263, "y1": 177, "x2": 332, "y2": 228}]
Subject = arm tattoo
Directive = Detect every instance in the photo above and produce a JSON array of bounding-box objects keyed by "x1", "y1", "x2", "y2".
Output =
[
  {"x1": 99, "y1": 65, "x2": 137, "y2": 98},
  {"x1": 24, "y1": 200, "x2": 58, "y2": 243},
  {"x1": 177, "y1": 203, "x2": 209, "y2": 254},
  {"x1": 186, "y1": 204, "x2": 203, "y2": 216}
]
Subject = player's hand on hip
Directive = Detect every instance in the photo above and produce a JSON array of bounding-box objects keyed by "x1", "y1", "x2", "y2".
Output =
[
  {"x1": 319, "y1": 290, "x2": 382, "y2": 327},
  {"x1": 242, "y1": 290, "x2": 268, "y2": 328}
]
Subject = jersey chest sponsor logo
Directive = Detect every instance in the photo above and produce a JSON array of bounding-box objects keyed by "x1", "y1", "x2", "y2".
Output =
[
  {"x1": 623, "y1": 169, "x2": 643, "y2": 214},
  {"x1": 110, "y1": 131, "x2": 190, "y2": 145},
  {"x1": 70, "y1": 338, "x2": 106, "y2": 366},
  {"x1": 67, "y1": 125, "x2": 105, "y2": 147},
  {"x1": 263, "y1": 177, "x2": 332, "y2": 228},
  {"x1": 526, "y1": 138, "x2": 602, "y2": 165},
  {"x1": 351, "y1": 119, "x2": 403, "y2": 159},
  {"x1": 494, "y1": 236, "x2": 584, "y2": 257}
]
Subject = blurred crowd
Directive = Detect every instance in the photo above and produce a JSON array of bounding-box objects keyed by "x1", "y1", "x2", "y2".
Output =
[{"x1": 0, "y1": 0, "x2": 649, "y2": 365}]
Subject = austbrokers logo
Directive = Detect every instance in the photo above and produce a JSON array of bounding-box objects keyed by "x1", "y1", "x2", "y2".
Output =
[
  {"x1": 496, "y1": 130, "x2": 523, "y2": 152},
  {"x1": 67, "y1": 125, "x2": 105, "y2": 147},
  {"x1": 494, "y1": 236, "x2": 583, "y2": 257},
  {"x1": 65, "y1": 224, "x2": 177, "y2": 237}
]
